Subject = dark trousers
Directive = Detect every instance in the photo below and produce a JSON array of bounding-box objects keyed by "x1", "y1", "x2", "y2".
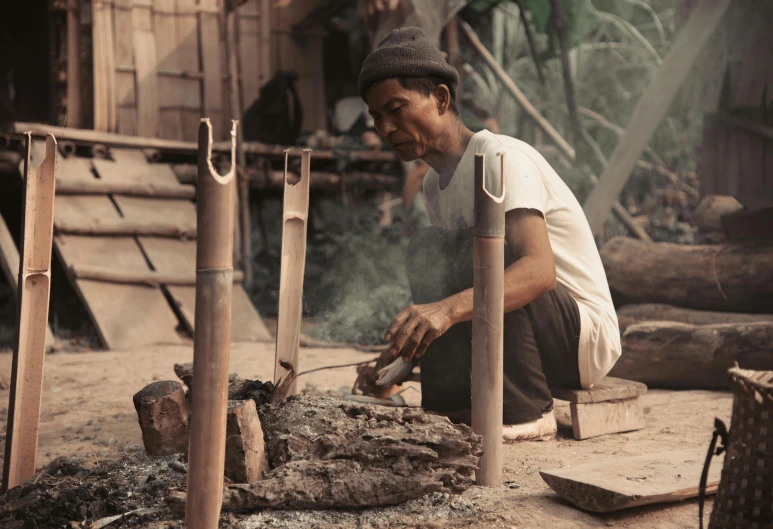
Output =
[{"x1": 406, "y1": 227, "x2": 582, "y2": 424}]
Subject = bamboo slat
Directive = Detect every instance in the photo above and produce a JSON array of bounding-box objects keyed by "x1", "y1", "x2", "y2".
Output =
[{"x1": 132, "y1": 0, "x2": 159, "y2": 137}]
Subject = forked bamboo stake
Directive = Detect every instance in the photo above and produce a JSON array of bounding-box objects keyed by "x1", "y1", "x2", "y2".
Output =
[
  {"x1": 472, "y1": 152, "x2": 505, "y2": 487},
  {"x1": 3, "y1": 133, "x2": 57, "y2": 492},
  {"x1": 273, "y1": 149, "x2": 311, "y2": 396},
  {"x1": 185, "y1": 119, "x2": 236, "y2": 529}
]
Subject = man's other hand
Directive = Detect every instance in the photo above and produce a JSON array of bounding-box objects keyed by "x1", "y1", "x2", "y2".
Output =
[{"x1": 385, "y1": 302, "x2": 455, "y2": 363}]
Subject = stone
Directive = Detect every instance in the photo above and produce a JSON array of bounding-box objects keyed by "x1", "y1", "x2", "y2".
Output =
[
  {"x1": 224, "y1": 399, "x2": 269, "y2": 483},
  {"x1": 132, "y1": 381, "x2": 189, "y2": 456}
]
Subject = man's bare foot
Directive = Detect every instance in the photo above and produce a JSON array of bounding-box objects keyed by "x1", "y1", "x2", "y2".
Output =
[{"x1": 502, "y1": 410, "x2": 557, "y2": 442}]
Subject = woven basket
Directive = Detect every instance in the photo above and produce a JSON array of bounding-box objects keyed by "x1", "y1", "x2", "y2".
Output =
[{"x1": 709, "y1": 368, "x2": 773, "y2": 529}]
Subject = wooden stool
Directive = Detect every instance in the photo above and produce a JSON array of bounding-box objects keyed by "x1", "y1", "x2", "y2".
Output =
[{"x1": 550, "y1": 377, "x2": 647, "y2": 440}]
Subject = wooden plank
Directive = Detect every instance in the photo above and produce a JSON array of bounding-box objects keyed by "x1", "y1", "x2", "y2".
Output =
[
  {"x1": 155, "y1": 0, "x2": 183, "y2": 140},
  {"x1": 0, "y1": 213, "x2": 56, "y2": 350},
  {"x1": 92, "y1": 0, "x2": 117, "y2": 132},
  {"x1": 199, "y1": 0, "x2": 225, "y2": 140},
  {"x1": 55, "y1": 234, "x2": 183, "y2": 349},
  {"x1": 132, "y1": 0, "x2": 160, "y2": 137},
  {"x1": 55, "y1": 194, "x2": 197, "y2": 238},
  {"x1": 137, "y1": 237, "x2": 271, "y2": 342},
  {"x1": 571, "y1": 399, "x2": 646, "y2": 440},
  {"x1": 57, "y1": 179, "x2": 196, "y2": 199},
  {"x1": 167, "y1": 285, "x2": 271, "y2": 342},
  {"x1": 93, "y1": 149, "x2": 184, "y2": 187},
  {"x1": 583, "y1": 0, "x2": 733, "y2": 235},
  {"x1": 550, "y1": 377, "x2": 647, "y2": 404},
  {"x1": 540, "y1": 449, "x2": 721, "y2": 513},
  {"x1": 175, "y1": 0, "x2": 202, "y2": 141},
  {"x1": 114, "y1": 0, "x2": 137, "y2": 136},
  {"x1": 56, "y1": 155, "x2": 96, "y2": 185},
  {"x1": 113, "y1": 196, "x2": 196, "y2": 234}
]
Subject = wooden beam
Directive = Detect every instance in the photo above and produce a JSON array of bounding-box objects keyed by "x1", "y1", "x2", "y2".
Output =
[
  {"x1": 54, "y1": 219, "x2": 196, "y2": 238},
  {"x1": 13, "y1": 122, "x2": 399, "y2": 162},
  {"x1": 582, "y1": 0, "x2": 733, "y2": 235},
  {"x1": 56, "y1": 179, "x2": 196, "y2": 199},
  {"x1": 69, "y1": 264, "x2": 243, "y2": 287}
]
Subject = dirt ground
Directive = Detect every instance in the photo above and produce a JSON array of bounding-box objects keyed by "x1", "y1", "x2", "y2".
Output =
[{"x1": 0, "y1": 341, "x2": 732, "y2": 528}]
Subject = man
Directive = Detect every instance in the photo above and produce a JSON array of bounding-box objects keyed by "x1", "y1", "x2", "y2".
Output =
[{"x1": 359, "y1": 27, "x2": 621, "y2": 440}]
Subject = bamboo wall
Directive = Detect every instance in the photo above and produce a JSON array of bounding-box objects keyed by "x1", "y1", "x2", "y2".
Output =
[{"x1": 91, "y1": 0, "x2": 326, "y2": 142}]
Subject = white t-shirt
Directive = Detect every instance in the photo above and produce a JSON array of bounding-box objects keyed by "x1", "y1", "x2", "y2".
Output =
[{"x1": 422, "y1": 129, "x2": 620, "y2": 388}]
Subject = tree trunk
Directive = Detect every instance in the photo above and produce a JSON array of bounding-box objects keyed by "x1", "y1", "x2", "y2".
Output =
[
  {"x1": 611, "y1": 321, "x2": 773, "y2": 389},
  {"x1": 601, "y1": 237, "x2": 773, "y2": 313},
  {"x1": 616, "y1": 304, "x2": 773, "y2": 333}
]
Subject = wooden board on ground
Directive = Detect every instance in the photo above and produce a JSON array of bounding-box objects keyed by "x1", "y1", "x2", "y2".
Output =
[
  {"x1": 540, "y1": 449, "x2": 721, "y2": 513},
  {"x1": 55, "y1": 234, "x2": 183, "y2": 349},
  {"x1": 112, "y1": 196, "x2": 197, "y2": 235},
  {"x1": 138, "y1": 237, "x2": 271, "y2": 342}
]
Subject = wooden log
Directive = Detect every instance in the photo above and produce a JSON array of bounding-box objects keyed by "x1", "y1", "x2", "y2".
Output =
[
  {"x1": 691, "y1": 195, "x2": 743, "y2": 232},
  {"x1": 3, "y1": 134, "x2": 57, "y2": 492},
  {"x1": 185, "y1": 119, "x2": 236, "y2": 529},
  {"x1": 611, "y1": 321, "x2": 773, "y2": 389},
  {"x1": 601, "y1": 237, "x2": 773, "y2": 313},
  {"x1": 132, "y1": 381, "x2": 190, "y2": 456},
  {"x1": 68, "y1": 264, "x2": 243, "y2": 286},
  {"x1": 55, "y1": 178, "x2": 196, "y2": 199},
  {"x1": 54, "y1": 218, "x2": 197, "y2": 238},
  {"x1": 273, "y1": 150, "x2": 311, "y2": 396},
  {"x1": 582, "y1": 0, "x2": 733, "y2": 235},
  {"x1": 540, "y1": 449, "x2": 721, "y2": 513},
  {"x1": 472, "y1": 153, "x2": 504, "y2": 486},
  {"x1": 182, "y1": 396, "x2": 481, "y2": 510},
  {"x1": 224, "y1": 400, "x2": 270, "y2": 484},
  {"x1": 617, "y1": 304, "x2": 773, "y2": 333}
]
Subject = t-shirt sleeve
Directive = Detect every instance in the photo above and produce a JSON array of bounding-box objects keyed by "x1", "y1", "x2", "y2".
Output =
[
  {"x1": 421, "y1": 171, "x2": 442, "y2": 227},
  {"x1": 483, "y1": 148, "x2": 549, "y2": 216}
]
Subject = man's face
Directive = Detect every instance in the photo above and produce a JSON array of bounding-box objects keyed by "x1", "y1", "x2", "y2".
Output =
[{"x1": 366, "y1": 78, "x2": 443, "y2": 161}]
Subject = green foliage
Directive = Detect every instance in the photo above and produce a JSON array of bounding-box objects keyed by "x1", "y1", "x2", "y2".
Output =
[{"x1": 464, "y1": 0, "x2": 702, "y2": 243}]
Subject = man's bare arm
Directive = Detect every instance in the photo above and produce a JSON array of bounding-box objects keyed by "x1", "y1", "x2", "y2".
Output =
[
  {"x1": 443, "y1": 208, "x2": 556, "y2": 323},
  {"x1": 385, "y1": 208, "x2": 556, "y2": 362}
]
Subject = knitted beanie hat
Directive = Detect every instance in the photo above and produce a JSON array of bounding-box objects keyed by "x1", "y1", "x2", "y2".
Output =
[{"x1": 358, "y1": 27, "x2": 460, "y2": 102}]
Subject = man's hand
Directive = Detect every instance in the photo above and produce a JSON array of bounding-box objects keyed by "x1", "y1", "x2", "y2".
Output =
[{"x1": 385, "y1": 301, "x2": 455, "y2": 363}]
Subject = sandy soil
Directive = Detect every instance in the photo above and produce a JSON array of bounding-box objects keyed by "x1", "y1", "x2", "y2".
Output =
[{"x1": 0, "y1": 342, "x2": 732, "y2": 528}]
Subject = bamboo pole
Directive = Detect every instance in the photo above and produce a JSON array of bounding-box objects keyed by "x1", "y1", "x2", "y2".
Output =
[
  {"x1": 273, "y1": 149, "x2": 311, "y2": 396},
  {"x1": 184, "y1": 119, "x2": 236, "y2": 529},
  {"x1": 3, "y1": 133, "x2": 57, "y2": 492},
  {"x1": 66, "y1": 1, "x2": 82, "y2": 128},
  {"x1": 472, "y1": 153, "x2": 505, "y2": 487}
]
